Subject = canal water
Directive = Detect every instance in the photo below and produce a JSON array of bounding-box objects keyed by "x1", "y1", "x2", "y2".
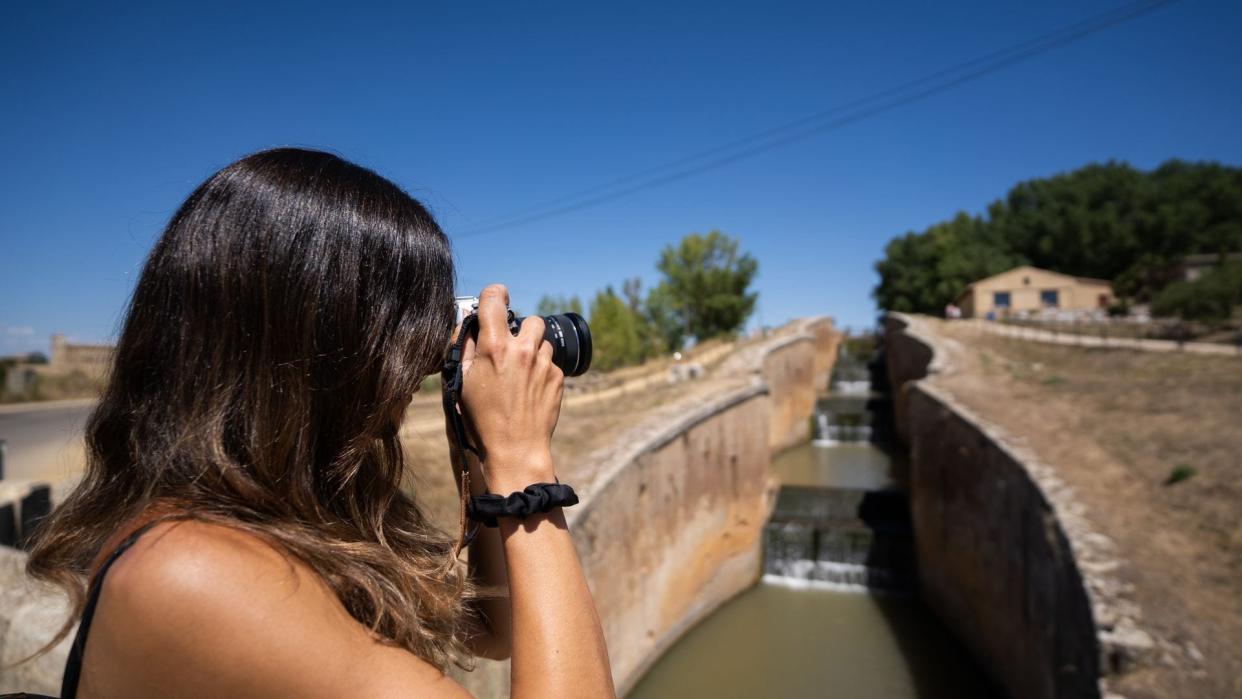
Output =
[{"x1": 628, "y1": 340, "x2": 994, "y2": 698}]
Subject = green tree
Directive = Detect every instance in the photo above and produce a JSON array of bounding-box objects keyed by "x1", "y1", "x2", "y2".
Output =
[
  {"x1": 873, "y1": 212, "x2": 1021, "y2": 313},
  {"x1": 621, "y1": 278, "x2": 643, "y2": 314},
  {"x1": 1151, "y1": 260, "x2": 1242, "y2": 322},
  {"x1": 620, "y1": 277, "x2": 670, "y2": 357},
  {"x1": 588, "y1": 287, "x2": 644, "y2": 371},
  {"x1": 654, "y1": 231, "x2": 758, "y2": 341},
  {"x1": 642, "y1": 283, "x2": 684, "y2": 353},
  {"x1": 873, "y1": 160, "x2": 1242, "y2": 311},
  {"x1": 535, "y1": 293, "x2": 583, "y2": 316}
]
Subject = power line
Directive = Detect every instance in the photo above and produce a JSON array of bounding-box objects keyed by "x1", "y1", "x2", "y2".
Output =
[
  {"x1": 454, "y1": 0, "x2": 1179, "y2": 239},
  {"x1": 461, "y1": 0, "x2": 1169, "y2": 232}
]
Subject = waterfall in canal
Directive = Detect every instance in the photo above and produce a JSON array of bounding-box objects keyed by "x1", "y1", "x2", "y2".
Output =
[
  {"x1": 812, "y1": 406, "x2": 874, "y2": 445},
  {"x1": 764, "y1": 343, "x2": 913, "y2": 593}
]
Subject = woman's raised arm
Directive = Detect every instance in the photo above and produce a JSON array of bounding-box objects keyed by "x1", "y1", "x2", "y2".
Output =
[{"x1": 459, "y1": 284, "x2": 615, "y2": 698}]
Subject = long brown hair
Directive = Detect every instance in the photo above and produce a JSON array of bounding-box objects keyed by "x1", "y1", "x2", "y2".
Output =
[{"x1": 26, "y1": 147, "x2": 476, "y2": 670}]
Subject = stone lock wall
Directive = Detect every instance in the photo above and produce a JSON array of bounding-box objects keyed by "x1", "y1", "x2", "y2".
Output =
[
  {"x1": 906, "y1": 384, "x2": 1098, "y2": 698},
  {"x1": 570, "y1": 385, "x2": 776, "y2": 696},
  {"x1": 761, "y1": 336, "x2": 817, "y2": 453},
  {"x1": 881, "y1": 314, "x2": 939, "y2": 449},
  {"x1": 762, "y1": 317, "x2": 841, "y2": 452},
  {"x1": 805, "y1": 317, "x2": 840, "y2": 392},
  {"x1": 720, "y1": 317, "x2": 841, "y2": 454},
  {"x1": 884, "y1": 312, "x2": 1149, "y2": 699}
]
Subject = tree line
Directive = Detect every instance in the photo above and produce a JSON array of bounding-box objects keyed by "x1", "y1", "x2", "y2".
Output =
[
  {"x1": 537, "y1": 230, "x2": 758, "y2": 371},
  {"x1": 873, "y1": 160, "x2": 1242, "y2": 320}
]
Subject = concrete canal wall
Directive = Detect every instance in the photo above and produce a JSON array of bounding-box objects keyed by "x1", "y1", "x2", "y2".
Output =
[{"x1": 884, "y1": 312, "x2": 1151, "y2": 699}]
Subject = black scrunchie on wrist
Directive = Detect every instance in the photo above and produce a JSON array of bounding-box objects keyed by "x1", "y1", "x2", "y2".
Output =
[{"x1": 467, "y1": 482, "x2": 580, "y2": 527}]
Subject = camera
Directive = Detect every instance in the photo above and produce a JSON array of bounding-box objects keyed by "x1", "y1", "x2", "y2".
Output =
[{"x1": 454, "y1": 296, "x2": 592, "y2": 377}]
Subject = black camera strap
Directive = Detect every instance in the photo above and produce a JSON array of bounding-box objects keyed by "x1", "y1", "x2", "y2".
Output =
[{"x1": 442, "y1": 314, "x2": 483, "y2": 556}]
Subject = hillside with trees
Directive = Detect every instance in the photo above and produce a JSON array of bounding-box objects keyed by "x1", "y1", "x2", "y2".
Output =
[{"x1": 873, "y1": 160, "x2": 1242, "y2": 318}]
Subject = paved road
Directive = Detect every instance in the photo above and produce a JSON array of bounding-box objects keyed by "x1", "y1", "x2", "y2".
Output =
[{"x1": 0, "y1": 400, "x2": 94, "y2": 483}]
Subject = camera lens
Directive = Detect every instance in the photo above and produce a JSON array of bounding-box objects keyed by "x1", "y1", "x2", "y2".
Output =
[{"x1": 537, "y1": 312, "x2": 592, "y2": 377}]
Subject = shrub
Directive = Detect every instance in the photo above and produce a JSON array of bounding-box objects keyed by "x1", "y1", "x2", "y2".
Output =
[
  {"x1": 1152, "y1": 260, "x2": 1242, "y2": 322},
  {"x1": 1165, "y1": 464, "x2": 1196, "y2": 485}
]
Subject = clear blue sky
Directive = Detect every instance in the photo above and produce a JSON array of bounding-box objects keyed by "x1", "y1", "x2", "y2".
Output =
[{"x1": 2, "y1": 0, "x2": 1240, "y2": 355}]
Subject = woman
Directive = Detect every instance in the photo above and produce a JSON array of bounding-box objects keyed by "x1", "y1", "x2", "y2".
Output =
[{"x1": 24, "y1": 148, "x2": 615, "y2": 697}]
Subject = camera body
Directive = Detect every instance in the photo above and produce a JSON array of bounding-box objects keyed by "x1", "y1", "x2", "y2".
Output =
[{"x1": 454, "y1": 296, "x2": 592, "y2": 377}]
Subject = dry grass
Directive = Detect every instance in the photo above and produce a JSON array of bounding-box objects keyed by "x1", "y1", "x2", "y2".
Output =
[
  {"x1": 0, "y1": 369, "x2": 104, "y2": 403},
  {"x1": 966, "y1": 336, "x2": 1242, "y2": 557}
]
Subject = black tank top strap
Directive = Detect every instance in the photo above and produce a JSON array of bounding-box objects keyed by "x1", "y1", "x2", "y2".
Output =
[{"x1": 59, "y1": 520, "x2": 166, "y2": 699}]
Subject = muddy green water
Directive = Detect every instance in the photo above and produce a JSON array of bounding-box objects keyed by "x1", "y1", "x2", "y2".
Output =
[
  {"x1": 626, "y1": 581, "x2": 992, "y2": 698},
  {"x1": 627, "y1": 439, "x2": 993, "y2": 698},
  {"x1": 771, "y1": 441, "x2": 899, "y2": 491}
]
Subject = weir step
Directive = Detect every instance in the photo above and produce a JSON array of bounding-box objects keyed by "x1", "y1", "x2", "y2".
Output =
[{"x1": 763, "y1": 485, "x2": 916, "y2": 592}]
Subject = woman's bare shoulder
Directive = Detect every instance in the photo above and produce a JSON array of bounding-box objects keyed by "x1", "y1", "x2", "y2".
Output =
[
  {"x1": 105, "y1": 519, "x2": 310, "y2": 606},
  {"x1": 84, "y1": 519, "x2": 470, "y2": 698}
]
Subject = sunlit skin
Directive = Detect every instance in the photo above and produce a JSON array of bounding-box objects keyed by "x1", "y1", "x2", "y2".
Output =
[{"x1": 75, "y1": 284, "x2": 615, "y2": 698}]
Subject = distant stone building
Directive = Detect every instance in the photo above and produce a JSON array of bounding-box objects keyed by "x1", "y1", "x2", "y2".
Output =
[
  {"x1": 48, "y1": 334, "x2": 113, "y2": 379},
  {"x1": 3, "y1": 334, "x2": 113, "y2": 398},
  {"x1": 955, "y1": 266, "x2": 1114, "y2": 319},
  {"x1": 1179, "y1": 252, "x2": 1242, "y2": 282}
]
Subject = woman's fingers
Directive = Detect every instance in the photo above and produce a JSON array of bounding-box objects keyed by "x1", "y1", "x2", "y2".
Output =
[
  {"x1": 476, "y1": 284, "x2": 511, "y2": 350},
  {"x1": 517, "y1": 315, "x2": 546, "y2": 355}
]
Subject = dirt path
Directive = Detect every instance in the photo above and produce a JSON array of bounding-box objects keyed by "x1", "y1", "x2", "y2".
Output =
[{"x1": 926, "y1": 319, "x2": 1242, "y2": 698}]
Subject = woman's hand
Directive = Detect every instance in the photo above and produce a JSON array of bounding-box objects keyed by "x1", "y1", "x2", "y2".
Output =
[
  {"x1": 459, "y1": 284, "x2": 564, "y2": 493},
  {"x1": 454, "y1": 285, "x2": 614, "y2": 697}
]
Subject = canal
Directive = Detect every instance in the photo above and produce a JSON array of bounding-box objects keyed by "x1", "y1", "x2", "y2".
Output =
[{"x1": 628, "y1": 339, "x2": 994, "y2": 698}]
